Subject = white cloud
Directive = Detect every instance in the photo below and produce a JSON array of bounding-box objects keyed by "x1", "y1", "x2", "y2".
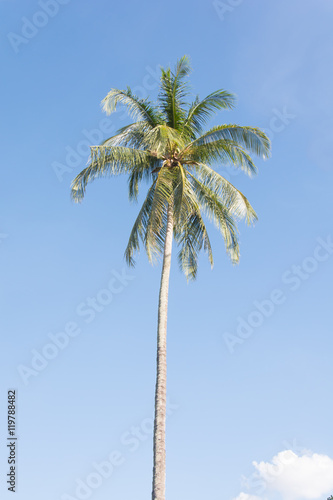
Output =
[
  {"x1": 238, "y1": 449, "x2": 333, "y2": 500},
  {"x1": 233, "y1": 493, "x2": 264, "y2": 500}
]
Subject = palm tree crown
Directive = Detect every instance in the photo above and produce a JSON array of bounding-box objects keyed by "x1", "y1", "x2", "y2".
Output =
[{"x1": 71, "y1": 56, "x2": 270, "y2": 279}]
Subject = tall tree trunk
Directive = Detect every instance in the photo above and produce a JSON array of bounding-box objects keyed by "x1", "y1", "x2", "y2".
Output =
[{"x1": 152, "y1": 203, "x2": 173, "y2": 500}]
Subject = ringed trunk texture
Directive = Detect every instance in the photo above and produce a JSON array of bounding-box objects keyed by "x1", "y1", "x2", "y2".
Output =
[{"x1": 152, "y1": 204, "x2": 173, "y2": 500}]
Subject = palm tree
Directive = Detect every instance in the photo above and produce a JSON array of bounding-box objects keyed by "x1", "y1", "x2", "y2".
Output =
[{"x1": 71, "y1": 56, "x2": 270, "y2": 500}]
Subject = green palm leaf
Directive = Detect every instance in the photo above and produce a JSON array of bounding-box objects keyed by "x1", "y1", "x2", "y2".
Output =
[
  {"x1": 176, "y1": 209, "x2": 214, "y2": 280},
  {"x1": 193, "y1": 162, "x2": 258, "y2": 224},
  {"x1": 102, "y1": 87, "x2": 162, "y2": 126},
  {"x1": 145, "y1": 167, "x2": 175, "y2": 260},
  {"x1": 187, "y1": 171, "x2": 240, "y2": 263},
  {"x1": 190, "y1": 124, "x2": 271, "y2": 158},
  {"x1": 158, "y1": 55, "x2": 191, "y2": 129},
  {"x1": 101, "y1": 121, "x2": 154, "y2": 149},
  {"x1": 71, "y1": 146, "x2": 151, "y2": 202},
  {"x1": 186, "y1": 139, "x2": 258, "y2": 175},
  {"x1": 183, "y1": 90, "x2": 236, "y2": 138},
  {"x1": 124, "y1": 180, "x2": 157, "y2": 266}
]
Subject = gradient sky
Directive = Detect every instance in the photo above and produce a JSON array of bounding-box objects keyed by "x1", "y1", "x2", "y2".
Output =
[{"x1": 1, "y1": 1, "x2": 333, "y2": 500}]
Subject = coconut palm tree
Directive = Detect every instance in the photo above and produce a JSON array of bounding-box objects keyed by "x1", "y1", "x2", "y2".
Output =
[{"x1": 71, "y1": 56, "x2": 270, "y2": 500}]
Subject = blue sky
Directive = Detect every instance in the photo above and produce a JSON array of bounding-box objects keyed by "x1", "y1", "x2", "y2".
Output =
[{"x1": 1, "y1": 1, "x2": 333, "y2": 500}]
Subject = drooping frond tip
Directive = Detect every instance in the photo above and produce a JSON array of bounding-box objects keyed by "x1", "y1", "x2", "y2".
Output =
[
  {"x1": 70, "y1": 146, "x2": 152, "y2": 203},
  {"x1": 101, "y1": 87, "x2": 161, "y2": 127}
]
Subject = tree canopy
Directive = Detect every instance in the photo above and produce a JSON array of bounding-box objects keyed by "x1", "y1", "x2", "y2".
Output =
[{"x1": 71, "y1": 56, "x2": 270, "y2": 280}]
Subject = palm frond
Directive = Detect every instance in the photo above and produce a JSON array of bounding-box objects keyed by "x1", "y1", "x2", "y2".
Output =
[
  {"x1": 145, "y1": 167, "x2": 175, "y2": 261},
  {"x1": 71, "y1": 146, "x2": 151, "y2": 202},
  {"x1": 184, "y1": 139, "x2": 258, "y2": 176},
  {"x1": 172, "y1": 165, "x2": 199, "y2": 227},
  {"x1": 189, "y1": 124, "x2": 271, "y2": 159},
  {"x1": 158, "y1": 56, "x2": 191, "y2": 129},
  {"x1": 128, "y1": 157, "x2": 162, "y2": 201},
  {"x1": 192, "y1": 162, "x2": 257, "y2": 224},
  {"x1": 187, "y1": 171, "x2": 240, "y2": 263},
  {"x1": 144, "y1": 124, "x2": 187, "y2": 155},
  {"x1": 183, "y1": 90, "x2": 236, "y2": 138},
  {"x1": 101, "y1": 121, "x2": 154, "y2": 149},
  {"x1": 102, "y1": 87, "x2": 161, "y2": 126},
  {"x1": 170, "y1": 166, "x2": 214, "y2": 280},
  {"x1": 124, "y1": 181, "x2": 157, "y2": 266},
  {"x1": 176, "y1": 210, "x2": 213, "y2": 281}
]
